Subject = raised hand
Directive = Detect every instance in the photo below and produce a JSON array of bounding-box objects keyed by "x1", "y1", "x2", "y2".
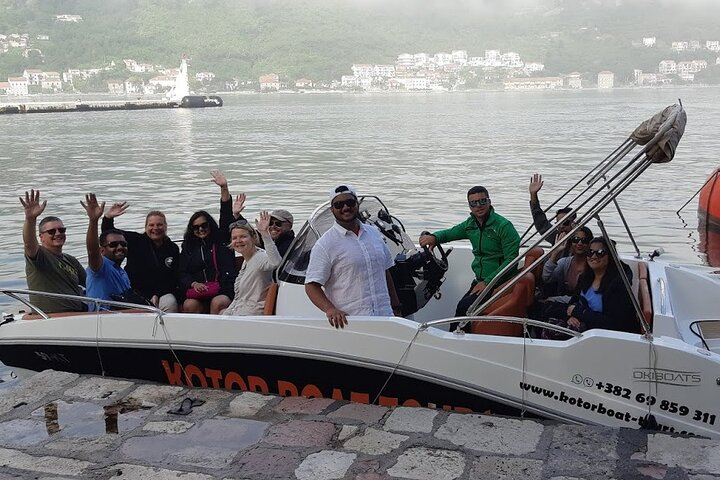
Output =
[
  {"x1": 256, "y1": 210, "x2": 270, "y2": 234},
  {"x1": 232, "y1": 193, "x2": 246, "y2": 218},
  {"x1": 19, "y1": 189, "x2": 47, "y2": 220},
  {"x1": 210, "y1": 170, "x2": 228, "y2": 189},
  {"x1": 80, "y1": 193, "x2": 105, "y2": 222},
  {"x1": 529, "y1": 173, "x2": 544, "y2": 195},
  {"x1": 105, "y1": 201, "x2": 129, "y2": 219}
]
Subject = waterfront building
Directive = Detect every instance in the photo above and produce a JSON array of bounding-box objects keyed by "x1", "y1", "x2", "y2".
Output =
[
  {"x1": 341, "y1": 75, "x2": 357, "y2": 88},
  {"x1": 689, "y1": 40, "x2": 701, "y2": 50},
  {"x1": 54, "y1": 14, "x2": 83, "y2": 22},
  {"x1": 501, "y1": 52, "x2": 523, "y2": 68},
  {"x1": 295, "y1": 78, "x2": 313, "y2": 89},
  {"x1": 0, "y1": 81, "x2": 9, "y2": 94},
  {"x1": 107, "y1": 80, "x2": 125, "y2": 95},
  {"x1": 642, "y1": 37, "x2": 656, "y2": 47},
  {"x1": 259, "y1": 73, "x2": 280, "y2": 91},
  {"x1": 524, "y1": 62, "x2": 545, "y2": 73},
  {"x1": 22, "y1": 69, "x2": 43, "y2": 86},
  {"x1": 504, "y1": 77, "x2": 563, "y2": 90},
  {"x1": 413, "y1": 53, "x2": 429, "y2": 67},
  {"x1": 195, "y1": 72, "x2": 215, "y2": 82},
  {"x1": 566, "y1": 72, "x2": 582, "y2": 89},
  {"x1": 396, "y1": 76, "x2": 430, "y2": 90},
  {"x1": 597, "y1": 71, "x2": 614, "y2": 89},
  {"x1": 41, "y1": 75, "x2": 62, "y2": 92},
  {"x1": 8, "y1": 76, "x2": 29, "y2": 95},
  {"x1": 433, "y1": 53, "x2": 453, "y2": 66},
  {"x1": 671, "y1": 41, "x2": 688, "y2": 52}
]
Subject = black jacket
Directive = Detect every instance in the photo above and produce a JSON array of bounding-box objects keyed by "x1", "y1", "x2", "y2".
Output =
[
  {"x1": 570, "y1": 268, "x2": 640, "y2": 334},
  {"x1": 177, "y1": 239, "x2": 237, "y2": 299},
  {"x1": 101, "y1": 217, "x2": 180, "y2": 300}
]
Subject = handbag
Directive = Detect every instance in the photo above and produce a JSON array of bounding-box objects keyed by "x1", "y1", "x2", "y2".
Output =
[{"x1": 185, "y1": 245, "x2": 221, "y2": 300}]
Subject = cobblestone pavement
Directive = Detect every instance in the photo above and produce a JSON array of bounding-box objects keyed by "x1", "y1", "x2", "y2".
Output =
[{"x1": 0, "y1": 370, "x2": 718, "y2": 479}]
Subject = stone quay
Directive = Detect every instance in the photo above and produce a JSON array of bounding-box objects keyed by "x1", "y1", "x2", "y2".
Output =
[{"x1": 0, "y1": 370, "x2": 718, "y2": 479}]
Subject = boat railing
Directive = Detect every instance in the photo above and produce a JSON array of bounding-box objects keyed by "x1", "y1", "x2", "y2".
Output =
[
  {"x1": 463, "y1": 103, "x2": 685, "y2": 336},
  {"x1": 0, "y1": 288, "x2": 164, "y2": 321},
  {"x1": 422, "y1": 315, "x2": 582, "y2": 338}
]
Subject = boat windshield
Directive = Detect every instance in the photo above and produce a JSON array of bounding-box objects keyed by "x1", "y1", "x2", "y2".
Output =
[{"x1": 277, "y1": 197, "x2": 402, "y2": 284}]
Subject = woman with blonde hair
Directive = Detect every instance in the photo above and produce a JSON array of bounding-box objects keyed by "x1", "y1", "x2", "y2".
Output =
[{"x1": 222, "y1": 211, "x2": 282, "y2": 316}]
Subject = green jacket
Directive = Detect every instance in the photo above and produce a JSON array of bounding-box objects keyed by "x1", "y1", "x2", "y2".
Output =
[{"x1": 433, "y1": 208, "x2": 520, "y2": 283}]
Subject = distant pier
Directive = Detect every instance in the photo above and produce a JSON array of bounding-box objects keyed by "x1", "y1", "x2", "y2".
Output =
[{"x1": 0, "y1": 95, "x2": 222, "y2": 115}]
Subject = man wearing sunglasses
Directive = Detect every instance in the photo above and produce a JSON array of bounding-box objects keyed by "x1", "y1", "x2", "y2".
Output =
[
  {"x1": 20, "y1": 189, "x2": 87, "y2": 313},
  {"x1": 419, "y1": 186, "x2": 520, "y2": 320},
  {"x1": 82, "y1": 193, "x2": 131, "y2": 311},
  {"x1": 529, "y1": 173, "x2": 576, "y2": 244},
  {"x1": 305, "y1": 185, "x2": 401, "y2": 328}
]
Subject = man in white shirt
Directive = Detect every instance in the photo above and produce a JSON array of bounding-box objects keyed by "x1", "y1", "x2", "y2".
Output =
[{"x1": 305, "y1": 185, "x2": 401, "y2": 328}]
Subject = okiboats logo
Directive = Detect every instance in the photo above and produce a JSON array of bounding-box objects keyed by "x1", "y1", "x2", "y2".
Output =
[{"x1": 633, "y1": 368, "x2": 701, "y2": 386}]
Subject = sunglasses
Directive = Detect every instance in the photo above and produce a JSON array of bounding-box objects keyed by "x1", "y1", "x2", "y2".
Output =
[
  {"x1": 41, "y1": 227, "x2": 67, "y2": 236},
  {"x1": 571, "y1": 236, "x2": 590, "y2": 244},
  {"x1": 269, "y1": 219, "x2": 287, "y2": 227},
  {"x1": 586, "y1": 249, "x2": 608, "y2": 258},
  {"x1": 192, "y1": 222, "x2": 210, "y2": 232},
  {"x1": 228, "y1": 219, "x2": 249, "y2": 231},
  {"x1": 468, "y1": 198, "x2": 490, "y2": 208},
  {"x1": 103, "y1": 240, "x2": 128, "y2": 248},
  {"x1": 332, "y1": 198, "x2": 358, "y2": 209}
]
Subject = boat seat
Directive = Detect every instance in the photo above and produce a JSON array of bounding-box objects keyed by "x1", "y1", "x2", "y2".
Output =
[
  {"x1": 637, "y1": 262, "x2": 653, "y2": 332},
  {"x1": 22, "y1": 308, "x2": 148, "y2": 320},
  {"x1": 470, "y1": 272, "x2": 535, "y2": 337},
  {"x1": 264, "y1": 283, "x2": 279, "y2": 315}
]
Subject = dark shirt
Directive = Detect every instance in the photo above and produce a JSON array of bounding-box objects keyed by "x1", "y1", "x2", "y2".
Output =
[
  {"x1": 570, "y1": 266, "x2": 640, "y2": 334},
  {"x1": 530, "y1": 201, "x2": 559, "y2": 244},
  {"x1": 101, "y1": 217, "x2": 180, "y2": 300},
  {"x1": 178, "y1": 239, "x2": 236, "y2": 299}
]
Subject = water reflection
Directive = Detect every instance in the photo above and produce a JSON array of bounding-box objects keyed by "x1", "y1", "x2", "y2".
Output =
[{"x1": 33, "y1": 399, "x2": 150, "y2": 438}]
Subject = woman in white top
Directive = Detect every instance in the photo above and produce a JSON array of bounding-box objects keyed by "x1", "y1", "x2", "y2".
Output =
[{"x1": 222, "y1": 212, "x2": 282, "y2": 316}]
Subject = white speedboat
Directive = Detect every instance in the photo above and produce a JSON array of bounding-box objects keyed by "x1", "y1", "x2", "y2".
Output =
[{"x1": 3, "y1": 103, "x2": 720, "y2": 438}]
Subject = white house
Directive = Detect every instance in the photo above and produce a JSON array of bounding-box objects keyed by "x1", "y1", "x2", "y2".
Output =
[
  {"x1": 107, "y1": 80, "x2": 125, "y2": 95},
  {"x1": 373, "y1": 64, "x2": 395, "y2": 78},
  {"x1": 642, "y1": 37, "x2": 656, "y2": 47},
  {"x1": 351, "y1": 64, "x2": 373, "y2": 79},
  {"x1": 501, "y1": 52, "x2": 523, "y2": 68},
  {"x1": 195, "y1": 72, "x2": 215, "y2": 82},
  {"x1": 671, "y1": 41, "x2": 688, "y2": 52},
  {"x1": 54, "y1": 14, "x2": 82, "y2": 22},
  {"x1": 259, "y1": 73, "x2": 280, "y2": 91},
  {"x1": 23, "y1": 69, "x2": 43, "y2": 85},
  {"x1": 396, "y1": 77, "x2": 430, "y2": 90},
  {"x1": 8, "y1": 77, "x2": 29, "y2": 95},
  {"x1": 124, "y1": 79, "x2": 144, "y2": 94},
  {"x1": 689, "y1": 40, "x2": 701, "y2": 50},
  {"x1": 396, "y1": 54, "x2": 414, "y2": 68},
  {"x1": 566, "y1": 72, "x2": 582, "y2": 89},
  {"x1": 433, "y1": 53, "x2": 452, "y2": 66},
  {"x1": 706, "y1": 41, "x2": 720, "y2": 52},
  {"x1": 659, "y1": 60, "x2": 677, "y2": 74},
  {"x1": 451, "y1": 50, "x2": 468, "y2": 66},
  {"x1": 41, "y1": 75, "x2": 62, "y2": 92},
  {"x1": 295, "y1": 78, "x2": 313, "y2": 89},
  {"x1": 524, "y1": 62, "x2": 545, "y2": 73},
  {"x1": 148, "y1": 75, "x2": 176, "y2": 89},
  {"x1": 597, "y1": 71, "x2": 614, "y2": 89},
  {"x1": 341, "y1": 75, "x2": 357, "y2": 88}
]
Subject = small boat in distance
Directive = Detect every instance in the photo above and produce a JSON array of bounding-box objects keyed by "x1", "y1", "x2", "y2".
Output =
[{"x1": 166, "y1": 55, "x2": 222, "y2": 108}]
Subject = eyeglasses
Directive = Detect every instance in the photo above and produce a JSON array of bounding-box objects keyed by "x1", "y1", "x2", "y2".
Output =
[
  {"x1": 468, "y1": 198, "x2": 490, "y2": 208},
  {"x1": 332, "y1": 198, "x2": 358, "y2": 209},
  {"x1": 269, "y1": 219, "x2": 287, "y2": 227},
  {"x1": 103, "y1": 240, "x2": 128, "y2": 248},
  {"x1": 228, "y1": 219, "x2": 249, "y2": 230},
  {"x1": 192, "y1": 222, "x2": 210, "y2": 232},
  {"x1": 570, "y1": 236, "x2": 590, "y2": 244},
  {"x1": 586, "y1": 249, "x2": 608, "y2": 258},
  {"x1": 41, "y1": 227, "x2": 67, "y2": 236}
]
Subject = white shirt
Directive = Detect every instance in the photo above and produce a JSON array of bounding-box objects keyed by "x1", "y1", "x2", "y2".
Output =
[{"x1": 305, "y1": 222, "x2": 394, "y2": 316}]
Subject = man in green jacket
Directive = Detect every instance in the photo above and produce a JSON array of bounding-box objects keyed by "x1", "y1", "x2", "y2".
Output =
[{"x1": 419, "y1": 185, "x2": 520, "y2": 319}]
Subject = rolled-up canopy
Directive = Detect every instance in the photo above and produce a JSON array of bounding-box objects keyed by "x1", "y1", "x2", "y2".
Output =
[{"x1": 630, "y1": 103, "x2": 687, "y2": 164}]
